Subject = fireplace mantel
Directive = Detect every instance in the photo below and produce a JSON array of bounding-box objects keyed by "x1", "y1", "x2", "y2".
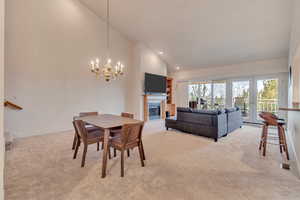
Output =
[{"x1": 143, "y1": 94, "x2": 166, "y2": 121}]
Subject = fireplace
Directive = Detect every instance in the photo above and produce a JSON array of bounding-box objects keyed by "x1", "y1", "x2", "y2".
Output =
[
  {"x1": 143, "y1": 94, "x2": 166, "y2": 121},
  {"x1": 148, "y1": 102, "x2": 161, "y2": 120}
]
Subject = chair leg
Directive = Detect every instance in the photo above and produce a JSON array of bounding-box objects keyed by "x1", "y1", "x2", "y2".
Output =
[
  {"x1": 73, "y1": 140, "x2": 80, "y2": 159},
  {"x1": 127, "y1": 149, "x2": 130, "y2": 157},
  {"x1": 108, "y1": 147, "x2": 112, "y2": 159},
  {"x1": 114, "y1": 148, "x2": 117, "y2": 157},
  {"x1": 280, "y1": 126, "x2": 290, "y2": 160},
  {"x1": 72, "y1": 133, "x2": 77, "y2": 150},
  {"x1": 263, "y1": 125, "x2": 268, "y2": 156},
  {"x1": 81, "y1": 145, "x2": 88, "y2": 167},
  {"x1": 97, "y1": 142, "x2": 100, "y2": 151},
  {"x1": 101, "y1": 142, "x2": 104, "y2": 150},
  {"x1": 121, "y1": 150, "x2": 125, "y2": 177},
  {"x1": 277, "y1": 126, "x2": 283, "y2": 153},
  {"x1": 141, "y1": 140, "x2": 146, "y2": 160},
  {"x1": 138, "y1": 145, "x2": 145, "y2": 167},
  {"x1": 279, "y1": 127, "x2": 285, "y2": 153},
  {"x1": 259, "y1": 125, "x2": 265, "y2": 151}
]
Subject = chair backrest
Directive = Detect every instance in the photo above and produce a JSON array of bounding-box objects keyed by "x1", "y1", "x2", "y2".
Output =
[
  {"x1": 120, "y1": 122, "x2": 144, "y2": 147},
  {"x1": 73, "y1": 120, "x2": 88, "y2": 142},
  {"x1": 79, "y1": 112, "x2": 98, "y2": 117},
  {"x1": 121, "y1": 112, "x2": 134, "y2": 119},
  {"x1": 259, "y1": 112, "x2": 278, "y2": 126}
]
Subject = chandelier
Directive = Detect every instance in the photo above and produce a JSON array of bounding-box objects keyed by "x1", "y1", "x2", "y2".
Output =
[{"x1": 89, "y1": 0, "x2": 124, "y2": 82}]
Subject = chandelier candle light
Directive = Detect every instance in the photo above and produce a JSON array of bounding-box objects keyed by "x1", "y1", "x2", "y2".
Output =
[{"x1": 89, "y1": 0, "x2": 124, "y2": 82}]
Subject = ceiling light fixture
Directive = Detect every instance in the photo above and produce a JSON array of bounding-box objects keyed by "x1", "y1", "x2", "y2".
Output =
[
  {"x1": 89, "y1": 0, "x2": 124, "y2": 82},
  {"x1": 158, "y1": 51, "x2": 164, "y2": 55}
]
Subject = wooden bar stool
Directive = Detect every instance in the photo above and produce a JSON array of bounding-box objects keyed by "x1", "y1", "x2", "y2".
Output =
[{"x1": 259, "y1": 112, "x2": 289, "y2": 160}]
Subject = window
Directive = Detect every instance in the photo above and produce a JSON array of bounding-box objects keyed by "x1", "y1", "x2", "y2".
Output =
[
  {"x1": 188, "y1": 75, "x2": 285, "y2": 123},
  {"x1": 257, "y1": 79, "x2": 279, "y2": 119},
  {"x1": 212, "y1": 81, "x2": 226, "y2": 108},
  {"x1": 232, "y1": 80, "x2": 250, "y2": 119},
  {"x1": 189, "y1": 81, "x2": 226, "y2": 109}
]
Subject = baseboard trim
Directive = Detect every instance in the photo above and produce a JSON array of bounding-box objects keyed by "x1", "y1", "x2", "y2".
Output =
[
  {"x1": 286, "y1": 130, "x2": 300, "y2": 177},
  {"x1": 0, "y1": 188, "x2": 3, "y2": 200},
  {"x1": 8, "y1": 128, "x2": 74, "y2": 139}
]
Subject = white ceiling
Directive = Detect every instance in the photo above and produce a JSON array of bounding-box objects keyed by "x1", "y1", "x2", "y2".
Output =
[{"x1": 79, "y1": 0, "x2": 292, "y2": 71}]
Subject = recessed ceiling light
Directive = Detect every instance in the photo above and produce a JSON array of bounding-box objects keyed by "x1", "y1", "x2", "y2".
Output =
[
  {"x1": 158, "y1": 51, "x2": 164, "y2": 55},
  {"x1": 176, "y1": 66, "x2": 180, "y2": 70}
]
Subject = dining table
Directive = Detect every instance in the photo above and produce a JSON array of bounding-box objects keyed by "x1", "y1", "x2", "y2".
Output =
[{"x1": 78, "y1": 114, "x2": 143, "y2": 178}]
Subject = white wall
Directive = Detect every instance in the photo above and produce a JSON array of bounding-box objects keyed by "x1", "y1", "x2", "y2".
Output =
[
  {"x1": 292, "y1": 51, "x2": 300, "y2": 102},
  {"x1": 0, "y1": 0, "x2": 4, "y2": 198},
  {"x1": 170, "y1": 58, "x2": 288, "y2": 81},
  {"x1": 4, "y1": 0, "x2": 133, "y2": 138},
  {"x1": 288, "y1": 0, "x2": 300, "y2": 103},
  {"x1": 287, "y1": 109, "x2": 300, "y2": 174},
  {"x1": 126, "y1": 43, "x2": 167, "y2": 120},
  {"x1": 288, "y1": 0, "x2": 300, "y2": 65},
  {"x1": 175, "y1": 82, "x2": 189, "y2": 107},
  {"x1": 287, "y1": 0, "x2": 300, "y2": 175}
]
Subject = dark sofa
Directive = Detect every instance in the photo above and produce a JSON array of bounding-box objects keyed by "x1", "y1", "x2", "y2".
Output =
[
  {"x1": 165, "y1": 107, "x2": 242, "y2": 142},
  {"x1": 226, "y1": 108, "x2": 243, "y2": 133}
]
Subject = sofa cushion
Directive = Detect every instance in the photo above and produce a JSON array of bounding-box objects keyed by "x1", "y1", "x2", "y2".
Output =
[
  {"x1": 225, "y1": 107, "x2": 238, "y2": 113},
  {"x1": 177, "y1": 112, "x2": 214, "y2": 125},
  {"x1": 191, "y1": 109, "x2": 225, "y2": 115},
  {"x1": 177, "y1": 107, "x2": 191, "y2": 113}
]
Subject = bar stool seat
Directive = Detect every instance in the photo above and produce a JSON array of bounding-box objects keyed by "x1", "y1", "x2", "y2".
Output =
[
  {"x1": 259, "y1": 112, "x2": 289, "y2": 160},
  {"x1": 277, "y1": 121, "x2": 285, "y2": 126}
]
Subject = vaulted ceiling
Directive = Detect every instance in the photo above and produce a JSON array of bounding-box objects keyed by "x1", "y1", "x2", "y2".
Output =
[{"x1": 80, "y1": 0, "x2": 292, "y2": 71}]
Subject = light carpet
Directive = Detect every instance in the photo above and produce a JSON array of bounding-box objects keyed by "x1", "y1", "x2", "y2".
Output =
[{"x1": 5, "y1": 125, "x2": 300, "y2": 200}]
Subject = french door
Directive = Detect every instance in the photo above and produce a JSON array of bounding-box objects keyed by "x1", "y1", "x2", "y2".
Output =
[
  {"x1": 232, "y1": 78, "x2": 279, "y2": 123},
  {"x1": 256, "y1": 78, "x2": 279, "y2": 121},
  {"x1": 188, "y1": 74, "x2": 286, "y2": 124},
  {"x1": 232, "y1": 80, "x2": 251, "y2": 121}
]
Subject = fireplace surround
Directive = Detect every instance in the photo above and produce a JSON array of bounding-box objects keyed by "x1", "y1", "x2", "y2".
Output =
[{"x1": 143, "y1": 94, "x2": 166, "y2": 121}]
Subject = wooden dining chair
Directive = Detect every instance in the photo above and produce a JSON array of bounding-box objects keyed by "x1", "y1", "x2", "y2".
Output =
[
  {"x1": 109, "y1": 122, "x2": 145, "y2": 177},
  {"x1": 73, "y1": 120, "x2": 111, "y2": 167},
  {"x1": 72, "y1": 112, "x2": 100, "y2": 150},
  {"x1": 120, "y1": 112, "x2": 134, "y2": 119},
  {"x1": 110, "y1": 113, "x2": 134, "y2": 137},
  {"x1": 110, "y1": 112, "x2": 145, "y2": 159}
]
